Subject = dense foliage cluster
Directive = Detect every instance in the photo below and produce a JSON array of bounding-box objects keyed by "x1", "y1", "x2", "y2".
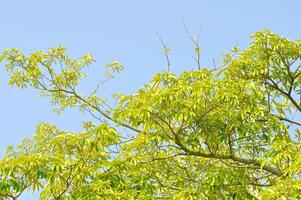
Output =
[{"x1": 1, "y1": 30, "x2": 301, "y2": 199}]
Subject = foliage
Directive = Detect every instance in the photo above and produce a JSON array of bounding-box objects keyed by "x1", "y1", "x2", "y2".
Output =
[{"x1": 1, "y1": 30, "x2": 301, "y2": 199}]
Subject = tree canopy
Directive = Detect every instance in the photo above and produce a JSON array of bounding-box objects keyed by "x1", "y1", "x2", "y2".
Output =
[{"x1": 1, "y1": 30, "x2": 301, "y2": 199}]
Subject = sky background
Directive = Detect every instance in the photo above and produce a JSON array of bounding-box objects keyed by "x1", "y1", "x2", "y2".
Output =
[{"x1": 1, "y1": 1, "x2": 301, "y2": 199}]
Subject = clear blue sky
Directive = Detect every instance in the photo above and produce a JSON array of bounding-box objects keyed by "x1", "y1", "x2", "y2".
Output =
[{"x1": 1, "y1": 1, "x2": 301, "y2": 199}]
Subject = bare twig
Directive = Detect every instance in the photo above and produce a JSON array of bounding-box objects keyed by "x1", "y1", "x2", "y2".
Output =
[
  {"x1": 155, "y1": 31, "x2": 172, "y2": 72},
  {"x1": 182, "y1": 20, "x2": 201, "y2": 70}
]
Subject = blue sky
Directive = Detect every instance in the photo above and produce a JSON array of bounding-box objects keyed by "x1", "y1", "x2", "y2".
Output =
[{"x1": 1, "y1": 1, "x2": 301, "y2": 199}]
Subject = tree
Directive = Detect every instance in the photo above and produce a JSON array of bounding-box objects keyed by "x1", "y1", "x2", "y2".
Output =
[{"x1": 0, "y1": 30, "x2": 301, "y2": 199}]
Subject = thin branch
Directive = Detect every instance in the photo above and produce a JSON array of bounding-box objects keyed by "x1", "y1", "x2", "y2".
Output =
[
  {"x1": 155, "y1": 32, "x2": 172, "y2": 72},
  {"x1": 182, "y1": 20, "x2": 201, "y2": 70},
  {"x1": 277, "y1": 116, "x2": 301, "y2": 126}
]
